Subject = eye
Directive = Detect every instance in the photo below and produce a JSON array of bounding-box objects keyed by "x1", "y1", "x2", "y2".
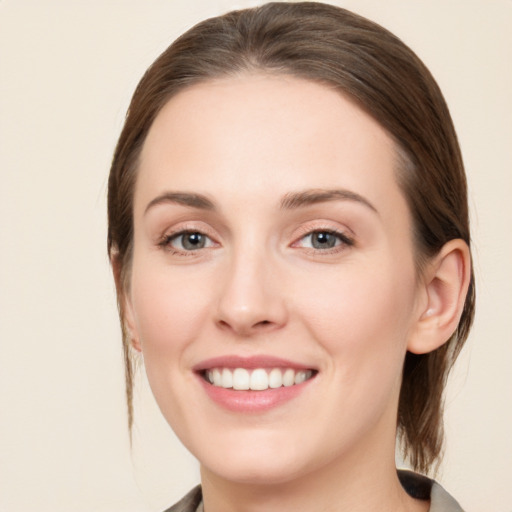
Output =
[
  {"x1": 163, "y1": 231, "x2": 214, "y2": 251},
  {"x1": 296, "y1": 230, "x2": 353, "y2": 251},
  {"x1": 306, "y1": 231, "x2": 339, "y2": 249}
]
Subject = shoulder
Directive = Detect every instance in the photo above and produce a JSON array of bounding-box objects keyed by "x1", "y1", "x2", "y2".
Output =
[
  {"x1": 162, "y1": 485, "x2": 203, "y2": 512},
  {"x1": 398, "y1": 470, "x2": 465, "y2": 512},
  {"x1": 430, "y1": 480, "x2": 465, "y2": 512}
]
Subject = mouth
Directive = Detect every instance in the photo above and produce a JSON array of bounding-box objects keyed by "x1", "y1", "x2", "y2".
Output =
[
  {"x1": 201, "y1": 367, "x2": 317, "y2": 391},
  {"x1": 193, "y1": 356, "x2": 318, "y2": 411}
]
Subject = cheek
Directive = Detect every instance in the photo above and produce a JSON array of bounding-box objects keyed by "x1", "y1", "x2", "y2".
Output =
[
  {"x1": 128, "y1": 261, "x2": 217, "y2": 433},
  {"x1": 129, "y1": 261, "x2": 212, "y2": 362},
  {"x1": 293, "y1": 258, "x2": 417, "y2": 369}
]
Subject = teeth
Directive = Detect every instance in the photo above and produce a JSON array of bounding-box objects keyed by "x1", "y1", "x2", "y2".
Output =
[
  {"x1": 212, "y1": 368, "x2": 222, "y2": 386},
  {"x1": 221, "y1": 368, "x2": 233, "y2": 388},
  {"x1": 295, "y1": 370, "x2": 308, "y2": 385},
  {"x1": 233, "y1": 368, "x2": 250, "y2": 390},
  {"x1": 268, "y1": 368, "x2": 283, "y2": 388},
  {"x1": 205, "y1": 367, "x2": 314, "y2": 391},
  {"x1": 282, "y1": 368, "x2": 295, "y2": 387},
  {"x1": 250, "y1": 369, "x2": 268, "y2": 390}
]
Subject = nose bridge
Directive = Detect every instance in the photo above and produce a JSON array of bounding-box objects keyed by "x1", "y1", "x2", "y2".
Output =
[{"x1": 215, "y1": 235, "x2": 286, "y2": 335}]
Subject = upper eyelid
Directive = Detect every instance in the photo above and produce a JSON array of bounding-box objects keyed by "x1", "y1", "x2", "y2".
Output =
[
  {"x1": 291, "y1": 220, "x2": 355, "y2": 239},
  {"x1": 161, "y1": 229, "x2": 217, "y2": 245},
  {"x1": 165, "y1": 230, "x2": 210, "y2": 242},
  {"x1": 158, "y1": 221, "x2": 218, "y2": 240},
  {"x1": 293, "y1": 229, "x2": 354, "y2": 247}
]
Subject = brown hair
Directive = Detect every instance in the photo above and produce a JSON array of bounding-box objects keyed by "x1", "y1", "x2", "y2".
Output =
[{"x1": 108, "y1": 1, "x2": 475, "y2": 474}]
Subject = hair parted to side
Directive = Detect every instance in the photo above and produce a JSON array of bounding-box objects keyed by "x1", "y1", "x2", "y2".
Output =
[{"x1": 108, "y1": 2, "x2": 475, "y2": 474}]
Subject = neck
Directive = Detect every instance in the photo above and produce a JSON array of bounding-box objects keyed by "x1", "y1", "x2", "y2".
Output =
[{"x1": 200, "y1": 439, "x2": 428, "y2": 512}]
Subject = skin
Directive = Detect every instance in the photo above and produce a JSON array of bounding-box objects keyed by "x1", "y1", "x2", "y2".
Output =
[{"x1": 122, "y1": 74, "x2": 469, "y2": 512}]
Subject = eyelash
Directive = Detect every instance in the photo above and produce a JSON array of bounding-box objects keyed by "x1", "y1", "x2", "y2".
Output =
[
  {"x1": 158, "y1": 226, "x2": 354, "y2": 257},
  {"x1": 158, "y1": 230, "x2": 216, "y2": 254},
  {"x1": 292, "y1": 228, "x2": 354, "y2": 254}
]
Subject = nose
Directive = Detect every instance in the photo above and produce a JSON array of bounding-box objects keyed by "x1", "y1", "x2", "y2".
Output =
[{"x1": 215, "y1": 249, "x2": 288, "y2": 337}]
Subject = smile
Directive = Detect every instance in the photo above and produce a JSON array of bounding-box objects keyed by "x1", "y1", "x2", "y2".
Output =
[
  {"x1": 194, "y1": 356, "x2": 318, "y2": 412},
  {"x1": 204, "y1": 367, "x2": 315, "y2": 391}
]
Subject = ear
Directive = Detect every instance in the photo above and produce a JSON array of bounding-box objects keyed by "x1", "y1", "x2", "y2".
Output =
[
  {"x1": 407, "y1": 239, "x2": 471, "y2": 354},
  {"x1": 110, "y1": 252, "x2": 142, "y2": 353}
]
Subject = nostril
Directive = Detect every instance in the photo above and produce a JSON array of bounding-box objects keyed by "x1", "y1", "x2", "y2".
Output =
[
  {"x1": 255, "y1": 320, "x2": 272, "y2": 328},
  {"x1": 218, "y1": 320, "x2": 230, "y2": 329}
]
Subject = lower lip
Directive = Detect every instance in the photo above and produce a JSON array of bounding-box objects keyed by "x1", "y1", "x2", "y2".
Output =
[{"x1": 196, "y1": 373, "x2": 315, "y2": 413}]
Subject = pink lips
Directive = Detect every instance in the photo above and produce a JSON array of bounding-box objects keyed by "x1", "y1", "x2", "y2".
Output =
[
  {"x1": 193, "y1": 355, "x2": 313, "y2": 372},
  {"x1": 194, "y1": 355, "x2": 317, "y2": 413}
]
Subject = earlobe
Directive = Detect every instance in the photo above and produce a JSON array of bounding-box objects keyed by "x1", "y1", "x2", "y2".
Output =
[
  {"x1": 122, "y1": 292, "x2": 142, "y2": 353},
  {"x1": 408, "y1": 239, "x2": 471, "y2": 355},
  {"x1": 125, "y1": 320, "x2": 142, "y2": 352},
  {"x1": 110, "y1": 252, "x2": 142, "y2": 353}
]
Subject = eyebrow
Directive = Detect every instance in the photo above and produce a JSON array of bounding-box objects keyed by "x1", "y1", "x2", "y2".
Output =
[
  {"x1": 144, "y1": 188, "x2": 378, "y2": 215},
  {"x1": 280, "y1": 188, "x2": 378, "y2": 214},
  {"x1": 144, "y1": 192, "x2": 215, "y2": 214}
]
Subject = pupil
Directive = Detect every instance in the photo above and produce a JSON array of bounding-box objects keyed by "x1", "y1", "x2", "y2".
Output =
[
  {"x1": 183, "y1": 233, "x2": 205, "y2": 250},
  {"x1": 313, "y1": 232, "x2": 335, "y2": 249}
]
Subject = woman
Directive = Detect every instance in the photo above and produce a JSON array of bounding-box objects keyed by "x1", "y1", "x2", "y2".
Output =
[{"x1": 107, "y1": 2, "x2": 474, "y2": 511}]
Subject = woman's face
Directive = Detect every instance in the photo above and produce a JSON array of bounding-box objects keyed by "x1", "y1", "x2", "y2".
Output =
[{"x1": 125, "y1": 75, "x2": 426, "y2": 484}]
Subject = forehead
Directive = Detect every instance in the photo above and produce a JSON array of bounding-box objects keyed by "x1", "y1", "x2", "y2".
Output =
[{"x1": 136, "y1": 74, "x2": 404, "y2": 218}]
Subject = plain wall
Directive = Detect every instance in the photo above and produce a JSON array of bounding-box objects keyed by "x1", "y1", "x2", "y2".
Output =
[{"x1": 1, "y1": 1, "x2": 510, "y2": 511}]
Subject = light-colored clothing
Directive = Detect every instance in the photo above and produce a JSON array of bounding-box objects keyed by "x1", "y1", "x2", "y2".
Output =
[{"x1": 164, "y1": 470, "x2": 463, "y2": 512}]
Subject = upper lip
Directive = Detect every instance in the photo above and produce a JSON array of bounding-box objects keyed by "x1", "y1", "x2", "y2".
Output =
[{"x1": 193, "y1": 355, "x2": 316, "y2": 372}]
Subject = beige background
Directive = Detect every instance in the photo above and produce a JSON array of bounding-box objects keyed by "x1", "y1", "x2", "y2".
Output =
[{"x1": 0, "y1": 1, "x2": 510, "y2": 511}]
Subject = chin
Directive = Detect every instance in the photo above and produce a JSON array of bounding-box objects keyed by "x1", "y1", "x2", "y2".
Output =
[
  {"x1": 193, "y1": 429, "x2": 330, "y2": 486},
  {"x1": 203, "y1": 453, "x2": 310, "y2": 486}
]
